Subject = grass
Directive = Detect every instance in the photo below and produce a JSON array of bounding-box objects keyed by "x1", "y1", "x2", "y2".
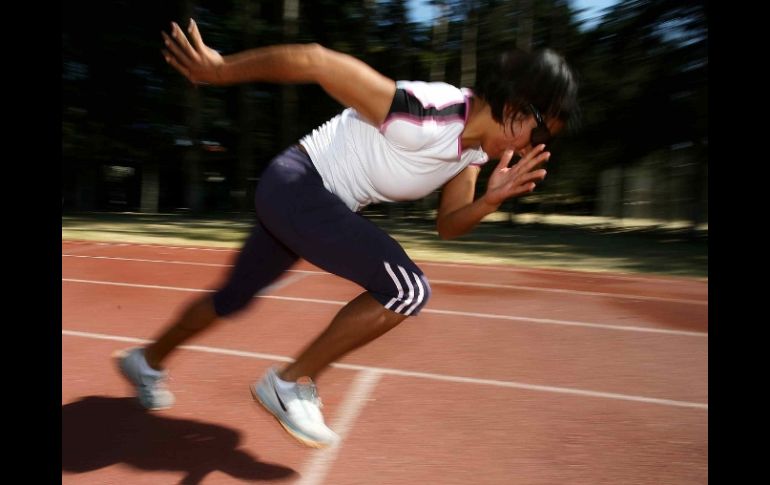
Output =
[{"x1": 62, "y1": 211, "x2": 707, "y2": 279}]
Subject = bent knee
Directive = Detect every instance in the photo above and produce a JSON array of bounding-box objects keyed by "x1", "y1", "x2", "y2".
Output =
[{"x1": 370, "y1": 263, "x2": 432, "y2": 316}]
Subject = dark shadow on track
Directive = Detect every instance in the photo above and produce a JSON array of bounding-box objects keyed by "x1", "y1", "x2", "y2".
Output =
[{"x1": 62, "y1": 396, "x2": 296, "y2": 484}]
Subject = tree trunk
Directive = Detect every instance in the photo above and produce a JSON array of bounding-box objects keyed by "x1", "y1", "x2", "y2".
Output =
[
  {"x1": 182, "y1": 75, "x2": 203, "y2": 212},
  {"x1": 616, "y1": 164, "x2": 626, "y2": 220},
  {"x1": 461, "y1": 5, "x2": 478, "y2": 87},
  {"x1": 430, "y1": 3, "x2": 449, "y2": 82},
  {"x1": 688, "y1": 141, "x2": 708, "y2": 237},
  {"x1": 281, "y1": 0, "x2": 300, "y2": 148},
  {"x1": 179, "y1": 2, "x2": 203, "y2": 213},
  {"x1": 235, "y1": 0, "x2": 260, "y2": 212},
  {"x1": 517, "y1": 0, "x2": 534, "y2": 51},
  {"x1": 140, "y1": 162, "x2": 159, "y2": 213}
]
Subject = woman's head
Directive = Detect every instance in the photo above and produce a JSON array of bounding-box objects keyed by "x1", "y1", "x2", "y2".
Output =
[{"x1": 473, "y1": 48, "x2": 579, "y2": 153}]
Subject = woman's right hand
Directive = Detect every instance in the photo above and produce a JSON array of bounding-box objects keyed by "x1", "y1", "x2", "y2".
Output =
[{"x1": 162, "y1": 19, "x2": 225, "y2": 85}]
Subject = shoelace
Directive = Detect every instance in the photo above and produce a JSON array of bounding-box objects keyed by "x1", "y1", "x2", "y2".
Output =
[
  {"x1": 296, "y1": 381, "x2": 323, "y2": 408},
  {"x1": 144, "y1": 372, "x2": 171, "y2": 390}
]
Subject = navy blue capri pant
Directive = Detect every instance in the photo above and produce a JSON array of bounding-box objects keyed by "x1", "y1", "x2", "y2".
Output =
[{"x1": 212, "y1": 145, "x2": 431, "y2": 317}]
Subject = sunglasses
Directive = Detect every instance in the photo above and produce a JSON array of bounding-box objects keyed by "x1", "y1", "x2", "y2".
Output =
[{"x1": 528, "y1": 104, "x2": 551, "y2": 147}]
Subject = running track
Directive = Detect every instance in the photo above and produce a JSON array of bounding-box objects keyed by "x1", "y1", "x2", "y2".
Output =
[{"x1": 61, "y1": 239, "x2": 708, "y2": 484}]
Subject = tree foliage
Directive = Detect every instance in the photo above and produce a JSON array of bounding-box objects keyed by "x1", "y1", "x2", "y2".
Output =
[{"x1": 62, "y1": 0, "x2": 707, "y2": 221}]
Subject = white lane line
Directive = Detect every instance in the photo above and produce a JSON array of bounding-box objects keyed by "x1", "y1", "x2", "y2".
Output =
[
  {"x1": 296, "y1": 370, "x2": 382, "y2": 485},
  {"x1": 64, "y1": 278, "x2": 214, "y2": 293},
  {"x1": 423, "y1": 307, "x2": 706, "y2": 337},
  {"x1": 61, "y1": 254, "x2": 318, "y2": 273},
  {"x1": 62, "y1": 241, "x2": 237, "y2": 252},
  {"x1": 60, "y1": 244, "x2": 103, "y2": 255},
  {"x1": 62, "y1": 254, "x2": 707, "y2": 305},
  {"x1": 63, "y1": 254, "x2": 233, "y2": 268},
  {"x1": 61, "y1": 278, "x2": 708, "y2": 337},
  {"x1": 419, "y1": 260, "x2": 708, "y2": 283},
  {"x1": 61, "y1": 330, "x2": 707, "y2": 410},
  {"x1": 429, "y1": 279, "x2": 706, "y2": 305},
  {"x1": 258, "y1": 273, "x2": 310, "y2": 295},
  {"x1": 62, "y1": 240, "x2": 706, "y2": 283}
]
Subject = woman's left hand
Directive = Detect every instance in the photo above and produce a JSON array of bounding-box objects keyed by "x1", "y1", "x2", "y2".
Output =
[{"x1": 482, "y1": 145, "x2": 550, "y2": 207}]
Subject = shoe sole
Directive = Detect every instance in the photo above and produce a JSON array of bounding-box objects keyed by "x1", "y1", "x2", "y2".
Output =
[
  {"x1": 111, "y1": 349, "x2": 173, "y2": 411},
  {"x1": 250, "y1": 383, "x2": 331, "y2": 449}
]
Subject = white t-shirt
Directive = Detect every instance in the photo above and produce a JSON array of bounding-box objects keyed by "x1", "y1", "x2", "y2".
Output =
[{"x1": 299, "y1": 80, "x2": 489, "y2": 212}]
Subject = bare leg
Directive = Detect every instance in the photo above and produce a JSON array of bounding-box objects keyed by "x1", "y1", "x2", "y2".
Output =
[
  {"x1": 280, "y1": 292, "x2": 407, "y2": 381},
  {"x1": 144, "y1": 294, "x2": 219, "y2": 370}
]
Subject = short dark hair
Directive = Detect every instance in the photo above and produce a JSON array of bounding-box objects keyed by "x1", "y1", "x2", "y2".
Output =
[{"x1": 474, "y1": 48, "x2": 579, "y2": 132}]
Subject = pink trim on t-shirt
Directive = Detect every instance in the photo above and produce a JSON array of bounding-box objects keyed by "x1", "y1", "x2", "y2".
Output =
[{"x1": 457, "y1": 88, "x2": 474, "y2": 159}]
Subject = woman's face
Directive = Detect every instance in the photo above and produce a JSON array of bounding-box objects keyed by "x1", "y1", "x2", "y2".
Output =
[{"x1": 483, "y1": 110, "x2": 564, "y2": 159}]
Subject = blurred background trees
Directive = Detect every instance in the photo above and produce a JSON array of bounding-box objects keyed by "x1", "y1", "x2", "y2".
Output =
[{"x1": 62, "y1": 0, "x2": 707, "y2": 228}]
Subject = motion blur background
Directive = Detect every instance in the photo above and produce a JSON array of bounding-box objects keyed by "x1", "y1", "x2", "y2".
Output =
[{"x1": 61, "y1": 0, "x2": 707, "y2": 276}]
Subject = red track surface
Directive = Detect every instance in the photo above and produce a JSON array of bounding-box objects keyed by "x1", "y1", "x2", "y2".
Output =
[{"x1": 62, "y1": 239, "x2": 708, "y2": 484}]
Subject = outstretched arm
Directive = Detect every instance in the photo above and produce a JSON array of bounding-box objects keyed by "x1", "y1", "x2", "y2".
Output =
[
  {"x1": 162, "y1": 20, "x2": 396, "y2": 125},
  {"x1": 436, "y1": 146, "x2": 550, "y2": 239}
]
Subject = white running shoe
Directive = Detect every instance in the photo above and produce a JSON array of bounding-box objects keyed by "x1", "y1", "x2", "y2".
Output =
[
  {"x1": 251, "y1": 367, "x2": 339, "y2": 448},
  {"x1": 114, "y1": 347, "x2": 175, "y2": 410}
]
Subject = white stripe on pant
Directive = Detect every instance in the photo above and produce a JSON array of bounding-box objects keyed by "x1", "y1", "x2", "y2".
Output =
[{"x1": 383, "y1": 261, "x2": 426, "y2": 315}]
